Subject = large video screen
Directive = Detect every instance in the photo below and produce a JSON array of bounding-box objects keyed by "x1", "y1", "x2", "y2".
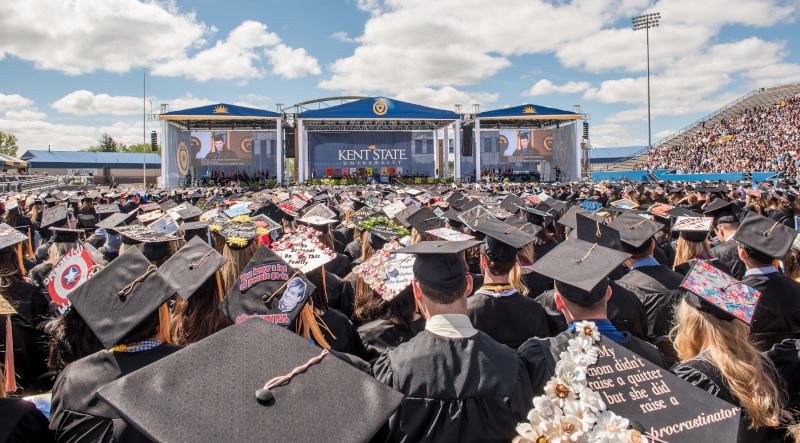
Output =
[
  {"x1": 496, "y1": 129, "x2": 553, "y2": 162},
  {"x1": 191, "y1": 131, "x2": 253, "y2": 166}
]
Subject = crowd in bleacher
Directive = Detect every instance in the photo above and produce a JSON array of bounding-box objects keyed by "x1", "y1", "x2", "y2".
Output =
[{"x1": 637, "y1": 93, "x2": 800, "y2": 175}]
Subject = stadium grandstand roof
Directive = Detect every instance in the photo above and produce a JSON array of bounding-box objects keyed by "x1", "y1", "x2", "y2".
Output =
[{"x1": 20, "y1": 150, "x2": 161, "y2": 169}]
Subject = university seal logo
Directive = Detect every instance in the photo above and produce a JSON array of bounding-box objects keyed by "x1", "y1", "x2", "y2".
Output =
[
  {"x1": 177, "y1": 141, "x2": 190, "y2": 175},
  {"x1": 373, "y1": 100, "x2": 388, "y2": 116}
]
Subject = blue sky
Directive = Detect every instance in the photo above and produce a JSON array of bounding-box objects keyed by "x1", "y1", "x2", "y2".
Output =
[{"x1": 1, "y1": 0, "x2": 798, "y2": 152}]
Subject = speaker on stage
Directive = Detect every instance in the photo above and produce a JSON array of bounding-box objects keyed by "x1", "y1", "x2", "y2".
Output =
[
  {"x1": 284, "y1": 127, "x2": 295, "y2": 158},
  {"x1": 150, "y1": 131, "x2": 158, "y2": 151},
  {"x1": 461, "y1": 124, "x2": 472, "y2": 156}
]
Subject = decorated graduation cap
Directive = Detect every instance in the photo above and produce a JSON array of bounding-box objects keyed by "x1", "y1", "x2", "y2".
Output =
[
  {"x1": 672, "y1": 216, "x2": 713, "y2": 242},
  {"x1": 95, "y1": 211, "x2": 138, "y2": 231},
  {"x1": 176, "y1": 205, "x2": 203, "y2": 221},
  {"x1": 115, "y1": 225, "x2": 181, "y2": 244},
  {"x1": 703, "y1": 199, "x2": 741, "y2": 225},
  {"x1": 0, "y1": 223, "x2": 29, "y2": 254},
  {"x1": 250, "y1": 214, "x2": 282, "y2": 233},
  {"x1": 218, "y1": 245, "x2": 315, "y2": 331},
  {"x1": 271, "y1": 225, "x2": 336, "y2": 273},
  {"x1": 575, "y1": 213, "x2": 621, "y2": 251},
  {"x1": 158, "y1": 236, "x2": 227, "y2": 301},
  {"x1": 733, "y1": 211, "x2": 796, "y2": 260},
  {"x1": 395, "y1": 240, "x2": 482, "y2": 296},
  {"x1": 474, "y1": 218, "x2": 536, "y2": 263},
  {"x1": 359, "y1": 217, "x2": 410, "y2": 250},
  {"x1": 210, "y1": 215, "x2": 270, "y2": 250},
  {"x1": 457, "y1": 204, "x2": 496, "y2": 231},
  {"x1": 68, "y1": 247, "x2": 178, "y2": 349},
  {"x1": 607, "y1": 212, "x2": 664, "y2": 250},
  {"x1": 681, "y1": 260, "x2": 760, "y2": 324},
  {"x1": 406, "y1": 208, "x2": 444, "y2": 233},
  {"x1": 352, "y1": 240, "x2": 416, "y2": 301},
  {"x1": 531, "y1": 237, "x2": 630, "y2": 307},
  {"x1": 97, "y1": 320, "x2": 403, "y2": 443}
]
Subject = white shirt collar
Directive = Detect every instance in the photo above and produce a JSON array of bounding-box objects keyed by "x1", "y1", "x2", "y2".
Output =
[
  {"x1": 425, "y1": 314, "x2": 478, "y2": 339},
  {"x1": 725, "y1": 233, "x2": 736, "y2": 242},
  {"x1": 744, "y1": 266, "x2": 778, "y2": 277}
]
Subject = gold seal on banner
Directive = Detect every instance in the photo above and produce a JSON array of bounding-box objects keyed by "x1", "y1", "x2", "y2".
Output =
[
  {"x1": 177, "y1": 142, "x2": 190, "y2": 175},
  {"x1": 543, "y1": 135, "x2": 554, "y2": 151},
  {"x1": 373, "y1": 100, "x2": 388, "y2": 115},
  {"x1": 556, "y1": 139, "x2": 569, "y2": 170},
  {"x1": 241, "y1": 137, "x2": 252, "y2": 154}
]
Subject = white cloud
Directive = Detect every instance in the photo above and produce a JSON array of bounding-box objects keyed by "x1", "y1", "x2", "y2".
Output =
[
  {"x1": 0, "y1": 93, "x2": 33, "y2": 111},
  {"x1": 264, "y1": 44, "x2": 322, "y2": 79},
  {"x1": 52, "y1": 90, "x2": 142, "y2": 116},
  {"x1": 4, "y1": 109, "x2": 46, "y2": 121},
  {"x1": 523, "y1": 79, "x2": 592, "y2": 96},
  {"x1": 0, "y1": 0, "x2": 210, "y2": 75},
  {"x1": 2, "y1": 116, "x2": 145, "y2": 152},
  {"x1": 393, "y1": 86, "x2": 498, "y2": 110},
  {"x1": 151, "y1": 20, "x2": 280, "y2": 82},
  {"x1": 330, "y1": 32, "x2": 355, "y2": 43}
]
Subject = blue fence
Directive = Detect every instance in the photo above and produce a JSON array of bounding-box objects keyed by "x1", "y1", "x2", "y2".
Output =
[{"x1": 589, "y1": 170, "x2": 781, "y2": 182}]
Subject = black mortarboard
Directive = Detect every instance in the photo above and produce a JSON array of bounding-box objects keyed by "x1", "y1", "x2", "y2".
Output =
[
  {"x1": 575, "y1": 214, "x2": 620, "y2": 251},
  {"x1": 50, "y1": 227, "x2": 84, "y2": 244},
  {"x1": 96, "y1": 204, "x2": 120, "y2": 215},
  {"x1": 393, "y1": 205, "x2": 419, "y2": 228},
  {"x1": 681, "y1": 261, "x2": 761, "y2": 324},
  {"x1": 179, "y1": 220, "x2": 212, "y2": 232},
  {"x1": 607, "y1": 212, "x2": 664, "y2": 249},
  {"x1": 559, "y1": 206, "x2": 604, "y2": 230},
  {"x1": 219, "y1": 245, "x2": 314, "y2": 327},
  {"x1": 503, "y1": 214, "x2": 542, "y2": 237},
  {"x1": 457, "y1": 205, "x2": 496, "y2": 231},
  {"x1": 0, "y1": 223, "x2": 29, "y2": 253},
  {"x1": 406, "y1": 208, "x2": 444, "y2": 233},
  {"x1": 158, "y1": 236, "x2": 227, "y2": 300},
  {"x1": 211, "y1": 217, "x2": 268, "y2": 250},
  {"x1": 442, "y1": 209, "x2": 464, "y2": 228},
  {"x1": 160, "y1": 200, "x2": 178, "y2": 212},
  {"x1": 96, "y1": 212, "x2": 137, "y2": 230},
  {"x1": 115, "y1": 225, "x2": 180, "y2": 244},
  {"x1": 500, "y1": 194, "x2": 524, "y2": 214},
  {"x1": 475, "y1": 219, "x2": 536, "y2": 262},
  {"x1": 446, "y1": 192, "x2": 469, "y2": 210},
  {"x1": 395, "y1": 240, "x2": 482, "y2": 295},
  {"x1": 733, "y1": 211, "x2": 796, "y2": 259},
  {"x1": 702, "y1": 200, "x2": 741, "y2": 225},
  {"x1": 97, "y1": 320, "x2": 403, "y2": 442},
  {"x1": 69, "y1": 247, "x2": 178, "y2": 348},
  {"x1": 664, "y1": 207, "x2": 702, "y2": 218},
  {"x1": 460, "y1": 198, "x2": 482, "y2": 212},
  {"x1": 531, "y1": 237, "x2": 630, "y2": 307},
  {"x1": 176, "y1": 205, "x2": 203, "y2": 220},
  {"x1": 41, "y1": 205, "x2": 71, "y2": 229}
]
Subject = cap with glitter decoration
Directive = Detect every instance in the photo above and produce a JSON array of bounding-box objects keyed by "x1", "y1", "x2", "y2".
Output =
[
  {"x1": 406, "y1": 208, "x2": 444, "y2": 233},
  {"x1": 218, "y1": 245, "x2": 315, "y2": 327},
  {"x1": 68, "y1": 247, "x2": 178, "y2": 348},
  {"x1": 672, "y1": 217, "x2": 713, "y2": 242},
  {"x1": 395, "y1": 240, "x2": 482, "y2": 295},
  {"x1": 531, "y1": 237, "x2": 630, "y2": 307},
  {"x1": 681, "y1": 260, "x2": 761, "y2": 324},
  {"x1": 0, "y1": 223, "x2": 29, "y2": 253},
  {"x1": 457, "y1": 205, "x2": 496, "y2": 231},
  {"x1": 210, "y1": 216, "x2": 269, "y2": 250},
  {"x1": 158, "y1": 236, "x2": 227, "y2": 300},
  {"x1": 607, "y1": 212, "x2": 664, "y2": 249},
  {"x1": 96, "y1": 319, "x2": 403, "y2": 442},
  {"x1": 733, "y1": 211, "x2": 796, "y2": 259},
  {"x1": 474, "y1": 219, "x2": 536, "y2": 263}
]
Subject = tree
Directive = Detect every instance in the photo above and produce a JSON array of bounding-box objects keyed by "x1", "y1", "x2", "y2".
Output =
[
  {"x1": 119, "y1": 143, "x2": 161, "y2": 157},
  {"x1": 0, "y1": 131, "x2": 19, "y2": 157},
  {"x1": 98, "y1": 133, "x2": 118, "y2": 152}
]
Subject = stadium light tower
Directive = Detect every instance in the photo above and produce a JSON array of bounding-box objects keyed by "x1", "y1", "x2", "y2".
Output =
[{"x1": 632, "y1": 12, "x2": 659, "y2": 148}]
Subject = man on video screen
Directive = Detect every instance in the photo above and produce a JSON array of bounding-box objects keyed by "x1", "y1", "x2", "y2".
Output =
[{"x1": 205, "y1": 134, "x2": 237, "y2": 160}]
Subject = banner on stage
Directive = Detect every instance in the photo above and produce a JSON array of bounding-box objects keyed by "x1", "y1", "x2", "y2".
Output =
[
  {"x1": 191, "y1": 131, "x2": 253, "y2": 167},
  {"x1": 496, "y1": 129, "x2": 553, "y2": 162},
  {"x1": 309, "y1": 132, "x2": 412, "y2": 175}
]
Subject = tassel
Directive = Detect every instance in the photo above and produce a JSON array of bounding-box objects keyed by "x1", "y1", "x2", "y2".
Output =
[
  {"x1": 4, "y1": 314, "x2": 15, "y2": 393},
  {"x1": 215, "y1": 270, "x2": 224, "y2": 303},
  {"x1": 158, "y1": 303, "x2": 171, "y2": 344},
  {"x1": 27, "y1": 231, "x2": 33, "y2": 259},
  {"x1": 321, "y1": 265, "x2": 327, "y2": 304},
  {"x1": 16, "y1": 244, "x2": 23, "y2": 273},
  {"x1": 299, "y1": 304, "x2": 330, "y2": 349}
]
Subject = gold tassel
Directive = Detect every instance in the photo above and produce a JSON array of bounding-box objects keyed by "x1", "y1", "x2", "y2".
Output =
[
  {"x1": 16, "y1": 244, "x2": 23, "y2": 273},
  {"x1": 4, "y1": 314, "x2": 15, "y2": 393},
  {"x1": 158, "y1": 303, "x2": 171, "y2": 344},
  {"x1": 215, "y1": 270, "x2": 224, "y2": 303},
  {"x1": 321, "y1": 264, "x2": 327, "y2": 304},
  {"x1": 299, "y1": 304, "x2": 330, "y2": 349},
  {"x1": 26, "y1": 231, "x2": 33, "y2": 259}
]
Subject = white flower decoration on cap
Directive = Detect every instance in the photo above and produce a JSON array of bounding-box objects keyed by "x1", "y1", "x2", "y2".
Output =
[{"x1": 575, "y1": 320, "x2": 601, "y2": 342}]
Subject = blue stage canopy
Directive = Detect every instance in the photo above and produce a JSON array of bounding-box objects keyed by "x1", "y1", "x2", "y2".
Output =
[
  {"x1": 160, "y1": 103, "x2": 280, "y2": 120},
  {"x1": 476, "y1": 104, "x2": 581, "y2": 120},
  {"x1": 296, "y1": 97, "x2": 459, "y2": 121}
]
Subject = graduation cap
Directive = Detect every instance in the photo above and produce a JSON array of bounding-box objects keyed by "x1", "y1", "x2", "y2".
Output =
[
  {"x1": 250, "y1": 215, "x2": 282, "y2": 234},
  {"x1": 40, "y1": 205, "x2": 71, "y2": 229},
  {"x1": 211, "y1": 216, "x2": 269, "y2": 250},
  {"x1": 500, "y1": 194, "x2": 524, "y2": 214},
  {"x1": 503, "y1": 215, "x2": 542, "y2": 237},
  {"x1": 457, "y1": 204, "x2": 496, "y2": 231},
  {"x1": 96, "y1": 319, "x2": 403, "y2": 442},
  {"x1": 0, "y1": 223, "x2": 28, "y2": 254},
  {"x1": 393, "y1": 205, "x2": 419, "y2": 228},
  {"x1": 218, "y1": 245, "x2": 315, "y2": 328},
  {"x1": 664, "y1": 207, "x2": 702, "y2": 219},
  {"x1": 406, "y1": 208, "x2": 444, "y2": 233},
  {"x1": 359, "y1": 217, "x2": 410, "y2": 249},
  {"x1": 96, "y1": 203, "x2": 120, "y2": 216},
  {"x1": 733, "y1": 211, "x2": 796, "y2": 259},
  {"x1": 681, "y1": 260, "x2": 760, "y2": 324},
  {"x1": 703, "y1": 200, "x2": 741, "y2": 225},
  {"x1": 672, "y1": 217, "x2": 713, "y2": 242},
  {"x1": 158, "y1": 236, "x2": 227, "y2": 300},
  {"x1": 115, "y1": 225, "x2": 180, "y2": 244},
  {"x1": 301, "y1": 203, "x2": 338, "y2": 221},
  {"x1": 607, "y1": 212, "x2": 664, "y2": 249},
  {"x1": 176, "y1": 205, "x2": 203, "y2": 220},
  {"x1": 395, "y1": 240, "x2": 482, "y2": 296},
  {"x1": 446, "y1": 192, "x2": 470, "y2": 210},
  {"x1": 68, "y1": 247, "x2": 178, "y2": 349},
  {"x1": 442, "y1": 209, "x2": 464, "y2": 229},
  {"x1": 575, "y1": 213, "x2": 621, "y2": 251},
  {"x1": 352, "y1": 241, "x2": 416, "y2": 301},
  {"x1": 474, "y1": 219, "x2": 536, "y2": 263},
  {"x1": 271, "y1": 225, "x2": 336, "y2": 273},
  {"x1": 50, "y1": 227, "x2": 83, "y2": 244},
  {"x1": 460, "y1": 198, "x2": 483, "y2": 212},
  {"x1": 558, "y1": 206, "x2": 604, "y2": 231},
  {"x1": 532, "y1": 237, "x2": 629, "y2": 307},
  {"x1": 95, "y1": 211, "x2": 138, "y2": 231}
]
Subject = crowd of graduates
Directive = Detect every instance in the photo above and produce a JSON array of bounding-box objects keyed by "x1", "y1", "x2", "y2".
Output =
[
  {"x1": 0, "y1": 177, "x2": 799, "y2": 442},
  {"x1": 637, "y1": 93, "x2": 800, "y2": 175}
]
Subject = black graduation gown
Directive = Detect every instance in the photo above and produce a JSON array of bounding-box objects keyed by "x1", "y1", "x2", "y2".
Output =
[
  {"x1": 49, "y1": 344, "x2": 183, "y2": 443},
  {"x1": 356, "y1": 317, "x2": 426, "y2": 362},
  {"x1": 343, "y1": 239, "x2": 362, "y2": 262},
  {"x1": 765, "y1": 206, "x2": 794, "y2": 228},
  {"x1": 614, "y1": 264, "x2": 685, "y2": 340},
  {"x1": 519, "y1": 269, "x2": 553, "y2": 299},
  {"x1": 35, "y1": 239, "x2": 52, "y2": 263},
  {"x1": 517, "y1": 330, "x2": 667, "y2": 395},
  {"x1": 28, "y1": 262, "x2": 52, "y2": 291},
  {"x1": 323, "y1": 253, "x2": 352, "y2": 279},
  {"x1": 742, "y1": 273, "x2": 800, "y2": 351},
  {"x1": 766, "y1": 339, "x2": 800, "y2": 417},
  {"x1": 5, "y1": 280, "x2": 50, "y2": 326},
  {"x1": 332, "y1": 225, "x2": 353, "y2": 254},
  {"x1": 532, "y1": 239, "x2": 559, "y2": 262},
  {"x1": 316, "y1": 308, "x2": 357, "y2": 354},
  {"x1": 467, "y1": 291, "x2": 550, "y2": 349},
  {"x1": 672, "y1": 358, "x2": 784, "y2": 442},
  {"x1": 1, "y1": 314, "x2": 50, "y2": 395},
  {"x1": 335, "y1": 273, "x2": 357, "y2": 320},
  {"x1": 0, "y1": 398, "x2": 55, "y2": 443},
  {"x1": 710, "y1": 240, "x2": 747, "y2": 280},
  {"x1": 674, "y1": 257, "x2": 731, "y2": 277},
  {"x1": 533, "y1": 282, "x2": 649, "y2": 340},
  {"x1": 652, "y1": 243, "x2": 669, "y2": 266},
  {"x1": 372, "y1": 330, "x2": 533, "y2": 442}
]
